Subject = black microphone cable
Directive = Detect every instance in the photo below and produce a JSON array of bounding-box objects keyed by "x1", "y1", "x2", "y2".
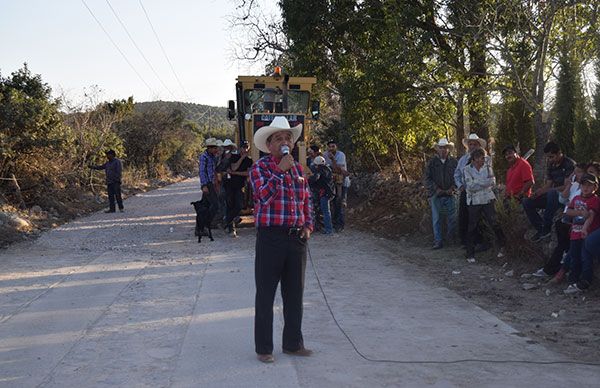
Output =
[{"x1": 306, "y1": 245, "x2": 600, "y2": 367}]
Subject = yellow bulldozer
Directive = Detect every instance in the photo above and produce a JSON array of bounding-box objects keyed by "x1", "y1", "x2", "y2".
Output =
[{"x1": 227, "y1": 67, "x2": 319, "y2": 168}]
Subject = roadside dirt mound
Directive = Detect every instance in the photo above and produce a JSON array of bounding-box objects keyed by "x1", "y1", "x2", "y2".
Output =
[
  {"x1": 0, "y1": 177, "x2": 186, "y2": 248},
  {"x1": 348, "y1": 172, "x2": 429, "y2": 240}
]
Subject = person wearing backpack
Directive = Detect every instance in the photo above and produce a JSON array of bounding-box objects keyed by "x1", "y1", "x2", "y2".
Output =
[{"x1": 309, "y1": 156, "x2": 336, "y2": 234}]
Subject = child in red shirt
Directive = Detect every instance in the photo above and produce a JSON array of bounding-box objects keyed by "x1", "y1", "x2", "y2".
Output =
[{"x1": 564, "y1": 173, "x2": 600, "y2": 293}]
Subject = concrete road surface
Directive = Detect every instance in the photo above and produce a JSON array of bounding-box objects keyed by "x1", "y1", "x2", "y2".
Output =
[{"x1": 0, "y1": 179, "x2": 598, "y2": 387}]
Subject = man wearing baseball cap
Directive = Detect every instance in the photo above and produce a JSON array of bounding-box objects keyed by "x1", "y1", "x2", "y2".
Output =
[{"x1": 563, "y1": 173, "x2": 600, "y2": 294}]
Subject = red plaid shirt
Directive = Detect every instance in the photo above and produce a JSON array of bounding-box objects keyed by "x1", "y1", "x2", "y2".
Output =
[{"x1": 250, "y1": 155, "x2": 313, "y2": 231}]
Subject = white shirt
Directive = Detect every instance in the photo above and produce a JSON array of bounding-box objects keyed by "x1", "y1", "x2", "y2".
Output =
[
  {"x1": 463, "y1": 162, "x2": 497, "y2": 205},
  {"x1": 562, "y1": 179, "x2": 581, "y2": 212},
  {"x1": 324, "y1": 150, "x2": 351, "y2": 187}
]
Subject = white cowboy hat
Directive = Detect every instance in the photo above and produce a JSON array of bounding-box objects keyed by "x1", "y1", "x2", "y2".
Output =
[
  {"x1": 204, "y1": 137, "x2": 218, "y2": 147},
  {"x1": 216, "y1": 139, "x2": 224, "y2": 147},
  {"x1": 462, "y1": 133, "x2": 487, "y2": 149},
  {"x1": 434, "y1": 138, "x2": 454, "y2": 150},
  {"x1": 253, "y1": 116, "x2": 303, "y2": 153},
  {"x1": 223, "y1": 139, "x2": 236, "y2": 147},
  {"x1": 313, "y1": 155, "x2": 326, "y2": 165}
]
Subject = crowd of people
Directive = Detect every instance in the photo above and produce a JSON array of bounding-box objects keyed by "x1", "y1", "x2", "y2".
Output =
[
  {"x1": 197, "y1": 135, "x2": 351, "y2": 238},
  {"x1": 86, "y1": 117, "x2": 598, "y2": 364},
  {"x1": 198, "y1": 137, "x2": 253, "y2": 237},
  {"x1": 425, "y1": 134, "x2": 600, "y2": 294},
  {"x1": 306, "y1": 140, "x2": 351, "y2": 234}
]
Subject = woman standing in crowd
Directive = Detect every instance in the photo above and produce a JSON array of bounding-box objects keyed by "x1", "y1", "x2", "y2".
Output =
[{"x1": 463, "y1": 148, "x2": 505, "y2": 261}]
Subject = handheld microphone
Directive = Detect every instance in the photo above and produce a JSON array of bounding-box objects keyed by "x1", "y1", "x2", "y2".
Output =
[{"x1": 280, "y1": 145, "x2": 291, "y2": 175}]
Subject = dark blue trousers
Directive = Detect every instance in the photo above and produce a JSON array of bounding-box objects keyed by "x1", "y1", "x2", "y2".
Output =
[
  {"x1": 254, "y1": 227, "x2": 307, "y2": 355},
  {"x1": 107, "y1": 182, "x2": 123, "y2": 211}
]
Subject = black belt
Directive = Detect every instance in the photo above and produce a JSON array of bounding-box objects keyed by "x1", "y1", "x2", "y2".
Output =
[{"x1": 258, "y1": 226, "x2": 303, "y2": 236}]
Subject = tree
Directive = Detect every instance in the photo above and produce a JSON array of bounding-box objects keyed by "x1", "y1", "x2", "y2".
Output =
[
  {"x1": 486, "y1": 1, "x2": 598, "y2": 177},
  {"x1": 553, "y1": 49, "x2": 581, "y2": 158},
  {"x1": 494, "y1": 96, "x2": 534, "y2": 178},
  {"x1": 0, "y1": 64, "x2": 66, "y2": 180},
  {"x1": 62, "y1": 90, "x2": 133, "y2": 182},
  {"x1": 117, "y1": 107, "x2": 197, "y2": 177},
  {"x1": 582, "y1": 59, "x2": 600, "y2": 162},
  {"x1": 231, "y1": 0, "x2": 600, "y2": 178}
]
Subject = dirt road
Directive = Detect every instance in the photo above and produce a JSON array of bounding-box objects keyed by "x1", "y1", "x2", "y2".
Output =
[{"x1": 1, "y1": 179, "x2": 598, "y2": 387}]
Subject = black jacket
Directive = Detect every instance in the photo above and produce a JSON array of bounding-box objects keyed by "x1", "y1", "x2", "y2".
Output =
[
  {"x1": 425, "y1": 155, "x2": 458, "y2": 197},
  {"x1": 309, "y1": 165, "x2": 335, "y2": 199}
]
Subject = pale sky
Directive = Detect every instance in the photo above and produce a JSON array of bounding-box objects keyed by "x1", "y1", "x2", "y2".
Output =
[{"x1": 0, "y1": 0, "x2": 276, "y2": 107}]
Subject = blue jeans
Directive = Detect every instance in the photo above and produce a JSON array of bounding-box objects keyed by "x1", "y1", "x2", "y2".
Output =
[
  {"x1": 332, "y1": 185, "x2": 347, "y2": 229},
  {"x1": 522, "y1": 189, "x2": 560, "y2": 233},
  {"x1": 430, "y1": 194, "x2": 457, "y2": 244},
  {"x1": 107, "y1": 182, "x2": 123, "y2": 211},
  {"x1": 320, "y1": 196, "x2": 333, "y2": 234},
  {"x1": 567, "y1": 239, "x2": 586, "y2": 285},
  {"x1": 579, "y1": 228, "x2": 600, "y2": 285}
]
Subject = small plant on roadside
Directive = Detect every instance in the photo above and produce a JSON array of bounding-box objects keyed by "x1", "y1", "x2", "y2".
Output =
[{"x1": 495, "y1": 198, "x2": 544, "y2": 264}]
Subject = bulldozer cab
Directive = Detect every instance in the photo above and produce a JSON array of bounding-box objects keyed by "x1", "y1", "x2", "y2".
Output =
[{"x1": 227, "y1": 69, "x2": 318, "y2": 169}]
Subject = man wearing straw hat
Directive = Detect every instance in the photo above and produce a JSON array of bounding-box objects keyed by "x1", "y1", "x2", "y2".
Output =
[
  {"x1": 199, "y1": 137, "x2": 220, "y2": 218},
  {"x1": 425, "y1": 138, "x2": 458, "y2": 249},
  {"x1": 249, "y1": 116, "x2": 314, "y2": 363}
]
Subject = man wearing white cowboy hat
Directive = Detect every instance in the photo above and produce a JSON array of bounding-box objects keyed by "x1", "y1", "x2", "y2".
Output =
[
  {"x1": 249, "y1": 116, "x2": 313, "y2": 363},
  {"x1": 199, "y1": 137, "x2": 221, "y2": 219},
  {"x1": 454, "y1": 133, "x2": 487, "y2": 246},
  {"x1": 425, "y1": 138, "x2": 458, "y2": 249}
]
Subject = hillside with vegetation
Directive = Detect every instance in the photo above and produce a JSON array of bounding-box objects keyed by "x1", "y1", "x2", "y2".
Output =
[{"x1": 135, "y1": 101, "x2": 232, "y2": 135}]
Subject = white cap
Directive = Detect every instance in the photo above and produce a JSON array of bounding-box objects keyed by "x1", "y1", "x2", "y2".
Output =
[{"x1": 313, "y1": 156, "x2": 326, "y2": 165}]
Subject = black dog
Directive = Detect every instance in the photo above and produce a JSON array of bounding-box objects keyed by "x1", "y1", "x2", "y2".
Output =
[{"x1": 191, "y1": 198, "x2": 214, "y2": 243}]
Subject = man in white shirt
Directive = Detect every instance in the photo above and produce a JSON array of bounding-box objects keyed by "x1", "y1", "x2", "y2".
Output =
[{"x1": 324, "y1": 140, "x2": 350, "y2": 232}]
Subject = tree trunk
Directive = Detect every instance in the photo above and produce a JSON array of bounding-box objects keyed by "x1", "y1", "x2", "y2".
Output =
[
  {"x1": 393, "y1": 142, "x2": 409, "y2": 182},
  {"x1": 11, "y1": 174, "x2": 26, "y2": 209},
  {"x1": 532, "y1": 110, "x2": 551, "y2": 182},
  {"x1": 455, "y1": 90, "x2": 465, "y2": 156},
  {"x1": 370, "y1": 151, "x2": 383, "y2": 172},
  {"x1": 530, "y1": 9, "x2": 555, "y2": 183},
  {"x1": 468, "y1": 42, "x2": 489, "y2": 141}
]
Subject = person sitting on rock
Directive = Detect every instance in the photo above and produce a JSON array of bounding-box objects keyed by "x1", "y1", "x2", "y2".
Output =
[
  {"x1": 531, "y1": 163, "x2": 586, "y2": 282},
  {"x1": 563, "y1": 173, "x2": 600, "y2": 294},
  {"x1": 502, "y1": 144, "x2": 534, "y2": 202},
  {"x1": 522, "y1": 142, "x2": 575, "y2": 242}
]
